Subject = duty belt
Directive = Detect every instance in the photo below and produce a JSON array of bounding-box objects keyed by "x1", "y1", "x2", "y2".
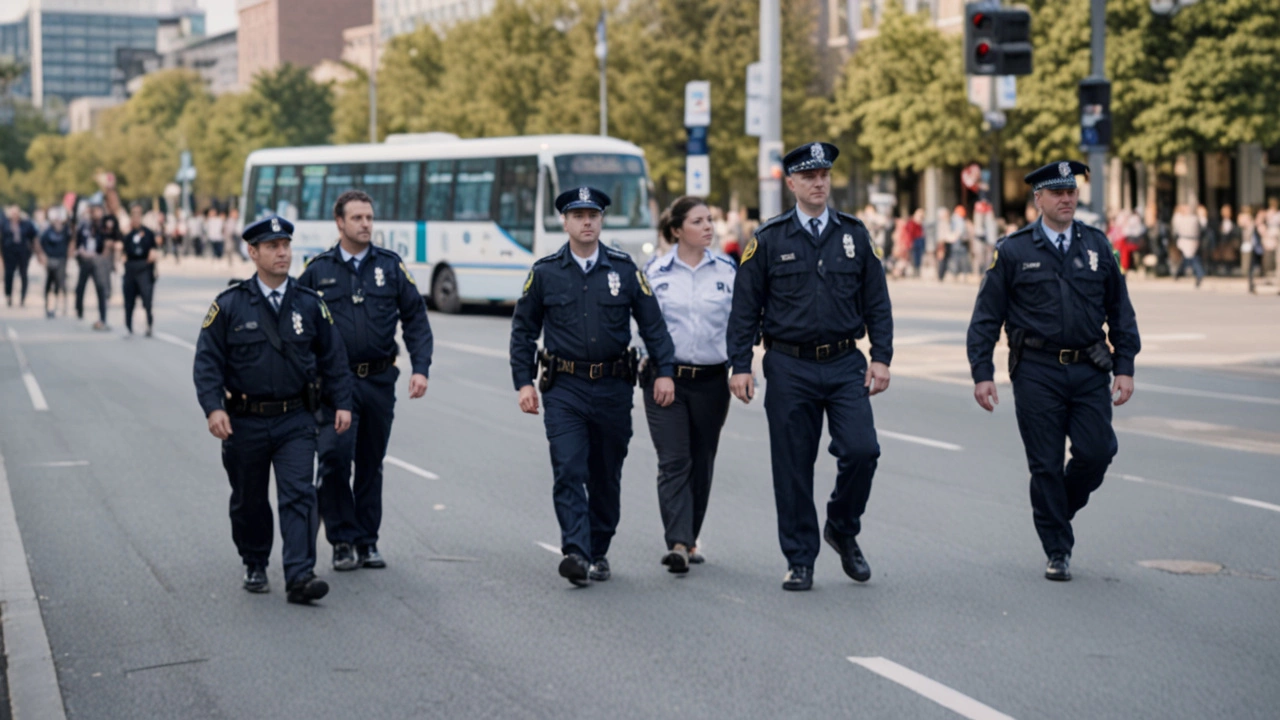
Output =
[
  {"x1": 552, "y1": 354, "x2": 629, "y2": 380},
  {"x1": 352, "y1": 356, "x2": 396, "y2": 378},
  {"x1": 673, "y1": 363, "x2": 728, "y2": 380},
  {"x1": 1025, "y1": 347, "x2": 1088, "y2": 365},
  {"x1": 764, "y1": 337, "x2": 856, "y2": 362},
  {"x1": 227, "y1": 394, "x2": 306, "y2": 417}
]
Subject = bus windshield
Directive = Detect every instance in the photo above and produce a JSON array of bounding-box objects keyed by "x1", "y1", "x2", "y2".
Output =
[{"x1": 550, "y1": 154, "x2": 651, "y2": 230}]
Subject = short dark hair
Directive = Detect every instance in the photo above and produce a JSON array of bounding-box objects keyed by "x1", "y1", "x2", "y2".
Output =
[
  {"x1": 658, "y1": 196, "x2": 708, "y2": 243},
  {"x1": 333, "y1": 190, "x2": 375, "y2": 219}
]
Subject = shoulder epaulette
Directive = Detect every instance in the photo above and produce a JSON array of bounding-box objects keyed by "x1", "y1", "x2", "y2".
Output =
[
  {"x1": 604, "y1": 246, "x2": 634, "y2": 264},
  {"x1": 295, "y1": 284, "x2": 320, "y2": 298},
  {"x1": 533, "y1": 253, "x2": 559, "y2": 268},
  {"x1": 755, "y1": 209, "x2": 796, "y2": 236},
  {"x1": 217, "y1": 278, "x2": 251, "y2": 298},
  {"x1": 837, "y1": 211, "x2": 864, "y2": 227}
]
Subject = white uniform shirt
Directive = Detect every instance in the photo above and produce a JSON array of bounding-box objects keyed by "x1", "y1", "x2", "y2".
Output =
[{"x1": 644, "y1": 247, "x2": 736, "y2": 365}]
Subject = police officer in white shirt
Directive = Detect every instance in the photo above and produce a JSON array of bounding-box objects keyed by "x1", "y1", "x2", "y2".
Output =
[{"x1": 642, "y1": 196, "x2": 736, "y2": 574}]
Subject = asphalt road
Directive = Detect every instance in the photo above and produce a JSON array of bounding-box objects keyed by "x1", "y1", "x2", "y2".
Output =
[{"x1": 1, "y1": 260, "x2": 1278, "y2": 719}]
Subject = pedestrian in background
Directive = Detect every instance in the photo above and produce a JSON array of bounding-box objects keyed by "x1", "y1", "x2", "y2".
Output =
[
  {"x1": 206, "y1": 208, "x2": 226, "y2": 260},
  {"x1": 226, "y1": 206, "x2": 245, "y2": 264},
  {"x1": 1264, "y1": 198, "x2": 1280, "y2": 283},
  {"x1": 1196, "y1": 204, "x2": 1218, "y2": 275},
  {"x1": 74, "y1": 203, "x2": 114, "y2": 331},
  {"x1": 509, "y1": 186, "x2": 676, "y2": 588},
  {"x1": 1171, "y1": 204, "x2": 1204, "y2": 287},
  {"x1": 298, "y1": 190, "x2": 434, "y2": 572},
  {"x1": 642, "y1": 196, "x2": 735, "y2": 574},
  {"x1": 121, "y1": 203, "x2": 158, "y2": 338},
  {"x1": 934, "y1": 207, "x2": 953, "y2": 282},
  {"x1": 3, "y1": 205, "x2": 38, "y2": 308},
  {"x1": 906, "y1": 208, "x2": 925, "y2": 277},
  {"x1": 35, "y1": 207, "x2": 71, "y2": 318},
  {"x1": 193, "y1": 215, "x2": 353, "y2": 604},
  {"x1": 727, "y1": 142, "x2": 894, "y2": 592}
]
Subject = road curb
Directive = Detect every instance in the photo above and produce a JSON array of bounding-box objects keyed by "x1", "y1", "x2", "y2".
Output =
[{"x1": 0, "y1": 451, "x2": 67, "y2": 720}]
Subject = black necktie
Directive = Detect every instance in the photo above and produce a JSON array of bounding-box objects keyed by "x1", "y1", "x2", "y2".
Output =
[
  {"x1": 269, "y1": 290, "x2": 281, "y2": 313},
  {"x1": 347, "y1": 256, "x2": 359, "y2": 273},
  {"x1": 584, "y1": 259, "x2": 593, "y2": 272},
  {"x1": 809, "y1": 218, "x2": 821, "y2": 237}
]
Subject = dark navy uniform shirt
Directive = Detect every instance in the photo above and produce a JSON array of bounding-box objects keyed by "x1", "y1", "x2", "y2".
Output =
[
  {"x1": 194, "y1": 277, "x2": 353, "y2": 416},
  {"x1": 510, "y1": 242, "x2": 676, "y2": 390},
  {"x1": 967, "y1": 219, "x2": 1141, "y2": 383},
  {"x1": 297, "y1": 243, "x2": 434, "y2": 377},
  {"x1": 123, "y1": 227, "x2": 157, "y2": 260},
  {"x1": 727, "y1": 208, "x2": 894, "y2": 374},
  {"x1": 2, "y1": 219, "x2": 37, "y2": 250},
  {"x1": 39, "y1": 226, "x2": 70, "y2": 259}
]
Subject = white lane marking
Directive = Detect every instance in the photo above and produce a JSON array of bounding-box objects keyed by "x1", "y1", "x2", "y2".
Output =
[
  {"x1": 31, "y1": 461, "x2": 89, "y2": 468},
  {"x1": 7, "y1": 327, "x2": 49, "y2": 412},
  {"x1": 535, "y1": 541, "x2": 561, "y2": 554},
  {"x1": 1135, "y1": 383, "x2": 1280, "y2": 406},
  {"x1": 1229, "y1": 496, "x2": 1280, "y2": 514},
  {"x1": 1143, "y1": 333, "x2": 1207, "y2": 341},
  {"x1": 437, "y1": 340, "x2": 507, "y2": 359},
  {"x1": 0, "y1": 450, "x2": 69, "y2": 719},
  {"x1": 1120, "y1": 474, "x2": 1280, "y2": 515},
  {"x1": 848, "y1": 657, "x2": 1017, "y2": 720},
  {"x1": 152, "y1": 330, "x2": 198, "y2": 352},
  {"x1": 879, "y1": 430, "x2": 963, "y2": 452},
  {"x1": 384, "y1": 455, "x2": 441, "y2": 480},
  {"x1": 893, "y1": 332, "x2": 967, "y2": 346}
]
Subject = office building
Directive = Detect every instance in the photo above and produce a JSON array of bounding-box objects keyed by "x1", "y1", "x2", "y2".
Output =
[{"x1": 237, "y1": 0, "x2": 371, "y2": 88}]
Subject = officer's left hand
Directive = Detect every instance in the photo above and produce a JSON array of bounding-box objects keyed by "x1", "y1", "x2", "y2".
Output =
[
  {"x1": 1112, "y1": 375, "x2": 1134, "y2": 407},
  {"x1": 653, "y1": 377, "x2": 675, "y2": 407},
  {"x1": 865, "y1": 362, "x2": 891, "y2": 396},
  {"x1": 334, "y1": 409, "x2": 353, "y2": 434},
  {"x1": 408, "y1": 373, "x2": 428, "y2": 399}
]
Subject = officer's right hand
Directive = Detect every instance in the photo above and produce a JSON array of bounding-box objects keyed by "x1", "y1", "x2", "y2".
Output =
[
  {"x1": 730, "y1": 373, "x2": 755, "y2": 404},
  {"x1": 518, "y1": 385, "x2": 540, "y2": 415},
  {"x1": 207, "y1": 410, "x2": 233, "y2": 439},
  {"x1": 974, "y1": 381, "x2": 999, "y2": 412}
]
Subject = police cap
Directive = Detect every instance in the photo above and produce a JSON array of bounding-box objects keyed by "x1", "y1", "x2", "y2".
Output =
[
  {"x1": 783, "y1": 142, "x2": 839, "y2": 175},
  {"x1": 1025, "y1": 160, "x2": 1090, "y2": 192},
  {"x1": 555, "y1": 186, "x2": 611, "y2": 214},
  {"x1": 242, "y1": 215, "x2": 294, "y2": 245}
]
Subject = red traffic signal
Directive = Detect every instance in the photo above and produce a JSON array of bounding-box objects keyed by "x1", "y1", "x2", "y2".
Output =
[{"x1": 965, "y1": 3, "x2": 1033, "y2": 76}]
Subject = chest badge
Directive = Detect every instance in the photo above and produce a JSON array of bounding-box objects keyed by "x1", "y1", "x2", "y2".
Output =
[
  {"x1": 374, "y1": 267, "x2": 385, "y2": 287},
  {"x1": 291, "y1": 311, "x2": 304, "y2": 335},
  {"x1": 843, "y1": 233, "x2": 856, "y2": 258},
  {"x1": 1087, "y1": 249, "x2": 1099, "y2": 272},
  {"x1": 607, "y1": 271, "x2": 621, "y2": 296}
]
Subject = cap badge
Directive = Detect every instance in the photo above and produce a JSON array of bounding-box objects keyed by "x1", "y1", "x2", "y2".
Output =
[
  {"x1": 271, "y1": 217, "x2": 281, "y2": 233},
  {"x1": 375, "y1": 266, "x2": 385, "y2": 287},
  {"x1": 579, "y1": 187, "x2": 591, "y2": 202},
  {"x1": 1058, "y1": 162, "x2": 1070, "y2": 178},
  {"x1": 291, "y1": 310, "x2": 304, "y2": 335},
  {"x1": 607, "y1": 271, "x2": 620, "y2": 297},
  {"x1": 843, "y1": 233, "x2": 856, "y2": 258},
  {"x1": 812, "y1": 144, "x2": 824, "y2": 161}
]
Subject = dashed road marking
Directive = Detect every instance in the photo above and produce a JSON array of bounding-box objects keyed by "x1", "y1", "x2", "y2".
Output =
[
  {"x1": 848, "y1": 656, "x2": 1017, "y2": 720},
  {"x1": 385, "y1": 455, "x2": 441, "y2": 480},
  {"x1": 152, "y1": 330, "x2": 198, "y2": 352},
  {"x1": 1135, "y1": 382, "x2": 1280, "y2": 406},
  {"x1": 1120, "y1": 474, "x2": 1280, "y2": 515},
  {"x1": 880, "y1": 430, "x2": 963, "y2": 452},
  {"x1": 7, "y1": 326, "x2": 49, "y2": 411},
  {"x1": 535, "y1": 541, "x2": 561, "y2": 554}
]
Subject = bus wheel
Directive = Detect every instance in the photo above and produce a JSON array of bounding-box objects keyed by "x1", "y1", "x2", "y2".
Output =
[{"x1": 432, "y1": 265, "x2": 462, "y2": 314}]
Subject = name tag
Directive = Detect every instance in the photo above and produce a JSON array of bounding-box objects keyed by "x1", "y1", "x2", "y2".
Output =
[
  {"x1": 1022, "y1": 262, "x2": 1041, "y2": 270},
  {"x1": 779, "y1": 253, "x2": 796, "y2": 262},
  {"x1": 319, "y1": 277, "x2": 338, "y2": 286}
]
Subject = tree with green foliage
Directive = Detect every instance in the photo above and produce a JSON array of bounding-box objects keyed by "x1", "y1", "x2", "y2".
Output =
[{"x1": 246, "y1": 63, "x2": 335, "y2": 148}]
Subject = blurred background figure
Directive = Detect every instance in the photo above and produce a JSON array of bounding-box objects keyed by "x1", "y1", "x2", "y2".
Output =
[
  {"x1": 1171, "y1": 204, "x2": 1204, "y2": 287},
  {"x1": 35, "y1": 206, "x2": 71, "y2": 318},
  {"x1": 3, "y1": 205, "x2": 38, "y2": 307}
]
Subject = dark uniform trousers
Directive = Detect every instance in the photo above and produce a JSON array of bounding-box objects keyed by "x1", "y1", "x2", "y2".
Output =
[
  {"x1": 763, "y1": 348, "x2": 880, "y2": 567},
  {"x1": 317, "y1": 366, "x2": 397, "y2": 547},
  {"x1": 75, "y1": 256, "x2": 109, "y2": 323},
  {"x1": 544, "y1": 374, "x2": 633, "y2": 561},
  {"x1": 643, "y1": 372, "x2": 730, "y2": 551},
  {"x1": 122, "y1": 259, "x2": 155, "y2": 331},
  {"x1": 1012, "y1": 355, "x2": 1117, "y2": 556},
  {"x1": 3, "y1": 243, "x2": 32, "y2": 302},
  {"x1": 222, "y1": 408, "x2": 320, "y2": 584}
]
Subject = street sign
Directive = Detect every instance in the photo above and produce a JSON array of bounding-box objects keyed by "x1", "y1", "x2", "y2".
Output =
[
  {"x1": 684, "y1": 80, "x2": 711, "y2": 128},
  {"x1": 746, "y1": 62, "x2": 764, "y2": 98},
  {"x1": 745, "y1": 96, "x2": 764, "y2": 137},
  {"x1": 984, "y1": 110, "x2": 1007, "y2": 130},
  {"x1": 758, "y1": 140, "x2": 783, "y2": 181},
  {"x1": 686, "y1": 126, "x2": 708, "y2": 156},
  {"x1": 686, "y1": 154, "x2": 710, "y2": 197},
  {"x1": 968, "y1": 75, "x2": 992, "y2": 109},
  {"x1": 996, "y1": 75, "x2": 1016, "y2": 109}
]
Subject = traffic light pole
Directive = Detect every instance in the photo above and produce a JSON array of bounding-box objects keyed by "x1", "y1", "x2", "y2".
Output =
[
  {"x1": 759, "y1": 0, "x2": 782, "y2": 221},
  {"x1": 1087, "y1": 0, "x2": 1106, "y2": 214}
]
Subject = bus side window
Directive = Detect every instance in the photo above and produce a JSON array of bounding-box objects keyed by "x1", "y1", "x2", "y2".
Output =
[
  {"x1": 250, "y1": 165, "x2": 276, "y2": 220},
  {"x1": 398, "y1": 162, "x2": 421, "y2": 221},
  {"x1": 497, "y1": 155, "x2": 537, "y2": 250},
  {"x1": 421, "y1": 160, "x2": 454, "y2": 221},
  {"x1": 275, "y1": 166, "x2": 301, "y2": 219},
  {"x1": 323, "y1": 164, "x2": 357, "y2": 217},
  {"x1": 301, "y1": 165, "x2": 327, "y2": 220},
  {"x1": 360, "y1": 162, "x2": 399, "y2": 220},
  {"x1": 454, "y1": 158, "x2": 495, "y2": 222}
]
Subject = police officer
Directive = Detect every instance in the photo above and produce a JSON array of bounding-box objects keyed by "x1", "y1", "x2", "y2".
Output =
[
  {"x1": 966, "y1": 160, "x2": 1140, "y2": 582},
  {"x1": 121, "y1": 203, "x2": 159, "y2": 337},
  {"x1": 194, "y1": 216, "x2": 354, "y2": 604},
  {"x1": 510, "y1": 186, "x2": 676, "y2": 587},
  {"x1": 298, "y1": 190, "x2": 434, "y2": 572},
  {"x1": 727, "y1": 142, "x2": 894, "y2": 592},
  {"x1": 2, "y1": 205, "x2": 37, "y2": 308}
]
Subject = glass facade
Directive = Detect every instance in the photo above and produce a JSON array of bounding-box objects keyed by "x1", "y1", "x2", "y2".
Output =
[
  {"x1": 0, "y1": 20, "x2": 32, "y2": 98},
  {"x1": 41, "y1": 13, "x2": 160, "y2": 100}
]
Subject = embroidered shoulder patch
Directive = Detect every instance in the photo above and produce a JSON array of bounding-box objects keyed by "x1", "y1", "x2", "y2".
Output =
[
  {"x1": 741, "y1": 237, "x2": 758, "y2": 263},
  {"x1": 989, "y1": 249, "x2": 998, "y2": 270},
  {"x1": 636, "y1": 270, "x2": 653, "y2": 296},
  {"x1": 522, "y1": 268, "x2": 535, "y2": 296},
  {"x1": 400, "y1": 262, "x2": 417, "y2": 286},
  {"x1": 319, "y1": 300, "x2": 334, "y2": 324},
  {"x1": 202, "y1": 301, "x2": 220, "y2": 329}
]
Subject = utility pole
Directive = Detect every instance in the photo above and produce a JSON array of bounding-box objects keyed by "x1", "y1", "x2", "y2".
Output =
[
  {"x1": 369, "y1": 24, "x2": 378, "y2": 143},
  {"x1": 758, "y1": 0, "x2": 783, "y2": 220},
  {"x1": 1087, "y1": 0, "x2": 1105, "y2": 213},
  {"x1": 596, "y1": 11, "x2": 608, "y2": 136}
]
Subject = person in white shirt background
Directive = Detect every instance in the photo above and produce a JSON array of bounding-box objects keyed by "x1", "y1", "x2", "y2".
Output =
[{"x1": 641, "y1": 196, "x2": 736, "y2": 574}]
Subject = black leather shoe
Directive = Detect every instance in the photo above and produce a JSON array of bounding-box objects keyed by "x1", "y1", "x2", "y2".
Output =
[
  {"x1": 1045, "y1": 554, "x2": 1072, "y2": 581},
  {"x1": 242, "y1": 565, "x2": 269, "y2": 593},
  {"x1": 782, "y1": 565, "x2": 813, "y2": 591},
  {"x1": 286, "y1": 572, "x2": 330, "y2": 604},
  {"x1": 824, "y1": 523, "x2": 871, "y2": 582},
  {"x1": 662, "y1": 544, "x2": 690, "y2": 574},
  {"x1": 687, "y1": 547, "x2": 705, "y2": 564},
  {"x1": 332, "y1": 543, "x2": 359, "y2": 571},
  {"x1": 589, "y1": 558, "x2": 611, "y2": 582},
  {"x1": 559, "y1": 553, "x2": 590, "y2": 587},
  {"x1": 358, "y1": 544, "x2": 386, "y2": 569}
]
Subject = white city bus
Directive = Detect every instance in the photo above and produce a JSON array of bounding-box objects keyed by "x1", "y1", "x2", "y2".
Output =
[{"x1": 240, "y1": 134, "x2": 656, "y2": 312}]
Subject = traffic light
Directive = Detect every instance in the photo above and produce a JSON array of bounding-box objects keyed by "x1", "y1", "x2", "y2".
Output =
[
  {"x1": 1078, "y1": 78, "x2": 1112, "y2": 149},
  {"x1": 965, "y1": 3, "x2": 1033, "y2": 76}
]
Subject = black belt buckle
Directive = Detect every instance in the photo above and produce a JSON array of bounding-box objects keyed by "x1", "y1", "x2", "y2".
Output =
[
  {"x1": 589, "y1": 363, "x2": 604, "y2": 380},
  {"x1": 557, "y1": 358, "x2": 575, "y2": 375},
  {"x1": 815, "y1": 344, "x2": 831, "y2": 361},
  {"x1": 1058, "y1": 349, "x2": 1077, "y2": 365},
  {"x1": 355, "y1": 363, "x2": 370, "y2": 378}
]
